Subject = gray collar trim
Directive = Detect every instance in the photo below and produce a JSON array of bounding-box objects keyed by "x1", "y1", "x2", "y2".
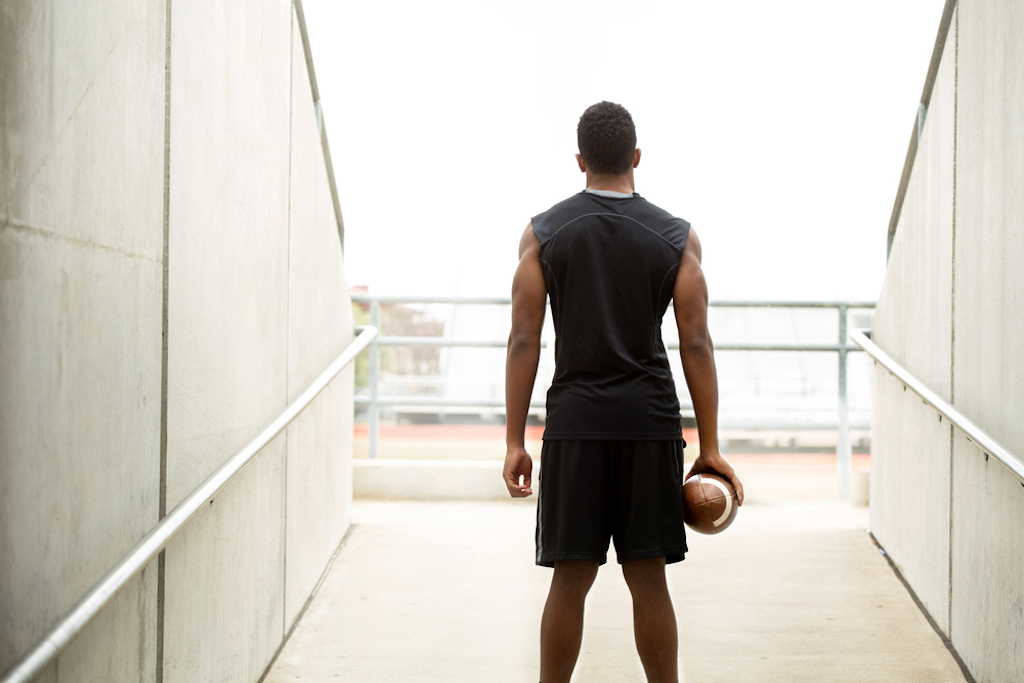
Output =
[{"x1": 585, "y1": 189, "x2": 635, "y2": 199}]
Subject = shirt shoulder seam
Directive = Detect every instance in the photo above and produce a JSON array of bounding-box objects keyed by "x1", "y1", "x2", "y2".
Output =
[{"x1": 539, "y1": 212, "x2": 686, "y2": 252}]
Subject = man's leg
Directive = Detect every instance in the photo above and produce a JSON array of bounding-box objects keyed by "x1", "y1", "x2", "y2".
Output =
[
  {"x1": 622, "y1": 558, "x2": 679, "y2": 683},
  {"x1": 540, "y1": 560, "x2": 600, "y2": 683}
]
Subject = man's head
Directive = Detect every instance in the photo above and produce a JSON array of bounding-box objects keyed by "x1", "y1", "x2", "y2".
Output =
[{"x1": 576, "y1": 101, "x2": 637, "y2": 175}]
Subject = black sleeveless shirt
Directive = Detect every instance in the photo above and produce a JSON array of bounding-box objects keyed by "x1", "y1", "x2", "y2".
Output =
[{"x1": 532, "y1": 191, "x2": 690, "y2": 440}]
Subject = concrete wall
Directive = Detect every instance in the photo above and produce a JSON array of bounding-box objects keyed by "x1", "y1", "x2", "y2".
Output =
[
  {"x1": 949, "y1": 1, "x2": 1024, "y2": 679},
  {"x1": 1, "y1": 1, "x2": 354, "y2": 682},
  {"x1": 871, "y1": 11, "x2": 956, "y2": 636},
  {"x1": 872, "y1": 2, "x2": 1024, "y2": 680},
  {"x1": 0, "y1": 1, "x2": 167, "y2": 680},
  {"x1": 283, "y1": 14, "x2": 355, "y2": 632}
]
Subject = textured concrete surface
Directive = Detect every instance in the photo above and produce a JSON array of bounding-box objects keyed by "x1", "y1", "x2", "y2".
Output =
[
  {"x1": 164, "y1": 0, "x2": 292, "y2": 511},
  {"x1": 0, "y1": 0, "x2": 166, "y2": 679},
  {"x1": 875, "y1": 12, "x2": 955, "y2": 396},
  {"x1": 950, "y1": 2, "x2": 1024, "y2": 678},
  {"x1": 265, "y1": 500, "x2": 967, "y2": 683},
  {"x1": 869, "y1": 369, "x2": 952, "y2": 633},
  {"x1": 283, "y1": 6, "x2": 356, "y2": 632},
  {"x1": 871, "y1": 1, "x2": 1024, "y2": 679},
  {"x1": 2, "y1": 2, "x2": 356, "y2": 682},
  {"x1": 870, "y1": 10, "x2": 955, "y2": 637},
  {"x1": 949, "y1": 432, "x2": 1024, "y2": 683},
  {"x1": 355, "y1": 459, "x2": 514, "y2": 500},
  {"x1": 161, "y1": 1, "x2": 293, "y2": 681}
]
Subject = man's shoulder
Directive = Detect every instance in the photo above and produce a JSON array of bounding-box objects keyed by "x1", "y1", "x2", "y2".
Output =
[
  {"x1": 531, "y1": 192, "x2": 594, "y2": 243},
  {"x1": 622, "y1": 194, "x2": 682, "y2": 222},
  {"x1": 530, "y1": 192, "x2": 690, "y2": 252},
  {"x1": 628, "y1": 197, "x2": 691, "y2": 253}
]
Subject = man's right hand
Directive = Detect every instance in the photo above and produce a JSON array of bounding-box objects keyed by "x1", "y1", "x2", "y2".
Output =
[
  {"x1": 685, "y1": 450, "x2": 744, "y2": 506},
  {"x1": 503, "y1": 447, "x2": 534, "y2": 498}
]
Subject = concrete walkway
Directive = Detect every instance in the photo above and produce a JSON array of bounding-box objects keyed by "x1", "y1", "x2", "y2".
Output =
[{"x1": 265, "y1": 500, "x2": 967, "y2": 683}]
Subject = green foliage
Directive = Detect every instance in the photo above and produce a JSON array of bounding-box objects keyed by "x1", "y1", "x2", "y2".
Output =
[{"x1": 353, "y1": 302, "x2": 370, "y2": 389}]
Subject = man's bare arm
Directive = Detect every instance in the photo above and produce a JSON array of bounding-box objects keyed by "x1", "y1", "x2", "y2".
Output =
[
  {"x1": 504, "y1": 222, "x2": 546, "y2": 497},
  {"x1": 672, "y1": 228, "x2": 744, "y2": 505}
]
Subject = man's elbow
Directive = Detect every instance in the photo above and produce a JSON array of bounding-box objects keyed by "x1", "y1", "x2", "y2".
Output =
[
  {"x1": 678, "y1": 330, "x2": 713, "y2": 357},
  {"x1": 508, "y1": 330, "x2": 541, "y2": 355}
]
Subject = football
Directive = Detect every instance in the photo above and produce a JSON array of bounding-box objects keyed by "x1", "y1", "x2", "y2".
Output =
[{"x1": 682, "y1": 472, "x2": 739, "y2": 534}]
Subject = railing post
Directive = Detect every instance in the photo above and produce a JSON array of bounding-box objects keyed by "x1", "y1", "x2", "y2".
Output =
[
  {"x1": 369, "y1": 299, "x2": 381, "y2": 460},
  {"x1": 837, "y1": 304, "x2": 851, "y2": 500}
]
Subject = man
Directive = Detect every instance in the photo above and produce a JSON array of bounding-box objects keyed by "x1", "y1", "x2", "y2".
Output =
[{"x1": 503, "y1": 101, "x2": 744, "y2": 683}]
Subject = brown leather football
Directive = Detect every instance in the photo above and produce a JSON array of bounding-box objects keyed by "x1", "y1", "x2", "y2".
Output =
[{"x1": 682, "y1": 472, "x2": 739, "y2": 534}]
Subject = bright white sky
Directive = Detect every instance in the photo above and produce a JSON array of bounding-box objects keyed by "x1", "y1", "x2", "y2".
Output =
[{"x1": 304, "y1": 0, "x2": 946, "y2": 301}]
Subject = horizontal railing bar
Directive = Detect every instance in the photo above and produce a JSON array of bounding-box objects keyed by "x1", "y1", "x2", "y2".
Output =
[
  {"x1": 352, "y1": 396, "x2": 870, "y2": 428},
  {"x1": 0, "y1": 327, "x2": 379, "y2": 683},
  {"x1": 689, "y1": 343, "x2": 862, "y2": 352},
  {"x1": 355, "y1": 396, "x2": 544, "y2": 408},
  {"x1": 708, "y1": 301, "x2": 876, "y2": 309},
  {"x1": 377, "y1": 336, "x2": 543, "y2": 349},
  {"x1": 374, "y1": 336, "x2": 863, "y2": 353},
  {"x1": 715, "y1": 422, "x2": 872, "y2": 432},
  {"x1": 850, "y1": 329, "x2": 1024, "y2": 483},
  {"x1": 351, "y1": 295, "x2": 513, "y2": 305},
  {"x1": 350, "y1": 293, "x2": 876, "y2": 309}
]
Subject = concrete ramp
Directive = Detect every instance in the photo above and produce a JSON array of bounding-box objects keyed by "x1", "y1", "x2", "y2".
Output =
[{"x1": 265, "y1": 500, "x2": 967, "y2": 682}]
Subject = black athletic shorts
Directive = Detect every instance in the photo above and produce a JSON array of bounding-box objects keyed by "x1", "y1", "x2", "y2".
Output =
[{"x1": 535, "y1": 439, "x2": 688, "y2": 567}]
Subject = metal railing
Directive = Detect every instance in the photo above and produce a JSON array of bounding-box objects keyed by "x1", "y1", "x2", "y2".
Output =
[
  {"x1": 0, "y1": 327, "x2": 378, "y2": 683},
  {"x1": 351, "y1": 294, "x2": 875, "y2": 498},
  {"x1": 887, "y1": 0, "x2": 957, "y2": 256},
  {"x1": 293, "y1": 0, "x2": 345, "y2": 249},
  {"x1": 850, "y1": 329, "x2": 1024, "y2": 482}
]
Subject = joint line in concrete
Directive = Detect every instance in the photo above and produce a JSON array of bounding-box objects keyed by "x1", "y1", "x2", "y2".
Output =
[{"x1": 156, "y1": 1, "x2": 172, "y2": 681}]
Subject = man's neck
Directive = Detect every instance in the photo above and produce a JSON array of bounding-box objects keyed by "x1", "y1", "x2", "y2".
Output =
[{"x1": 585, "y1": 170, "x2": 635, "y2": 194}]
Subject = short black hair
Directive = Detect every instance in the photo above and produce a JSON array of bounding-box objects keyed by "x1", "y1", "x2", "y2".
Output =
[{"x1": 577, "y1": 101, "x2": 637, "y2": 175}]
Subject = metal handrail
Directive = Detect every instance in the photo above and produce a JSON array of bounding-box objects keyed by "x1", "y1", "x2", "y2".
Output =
[
  {"x1": 350, "y1": 293, "x2": 877, "y2": 308},
  {"x1": 887, "y1": 0, "x2": 958, "y2": 256},
  {"x1": 850, "y1": 328, "x2": 1024, "y2": 482},
  {"x1": 293, "y1": 0, "x2": 345, "y2": 249},
  {"x1": 373, "y1": 335, "x2": 861, "y2": 353},
  {"x1": 351, "y1": 294, "x2": 513, "y2": 305},
  {"x1": 0, "y1": 326, "x2": 378, "y2": 683}
]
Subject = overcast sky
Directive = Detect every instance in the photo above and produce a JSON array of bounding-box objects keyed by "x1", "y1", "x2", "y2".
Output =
[{"x1": 304, "y1": 0, "x2": 945, "y2": 302}]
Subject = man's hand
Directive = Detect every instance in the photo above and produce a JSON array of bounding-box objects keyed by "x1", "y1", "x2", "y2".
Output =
[
  {"x1": 685, "y1": 450, "x2": 744, "y2": 506},
  {"x1": 504, "y1": 447, "x2": 534, "y2": 497}
]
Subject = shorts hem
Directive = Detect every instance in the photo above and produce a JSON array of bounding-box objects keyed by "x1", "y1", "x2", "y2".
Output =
[
  {"x1": 616, "y1": 545, "x2": 688, "y2": 565},
  {"x1": 536, "y1": 551, "x2": 608, "y2": 568},
  {"x1": 542, "y1": 433, "x2": 684, "y2": 441}
]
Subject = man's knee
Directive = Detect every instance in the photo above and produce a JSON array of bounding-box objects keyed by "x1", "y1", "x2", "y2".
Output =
[
  {"x1": 551, "y1": 560, "x2": 600, "y2": 593},
  {"x1": 621, "y1": 557, "x2": 667, "y2": 593}
]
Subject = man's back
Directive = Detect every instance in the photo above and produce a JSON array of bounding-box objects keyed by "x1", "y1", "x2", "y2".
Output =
[{"x1": 532, "y1": 190, "x2": 690, "y2": 440}]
